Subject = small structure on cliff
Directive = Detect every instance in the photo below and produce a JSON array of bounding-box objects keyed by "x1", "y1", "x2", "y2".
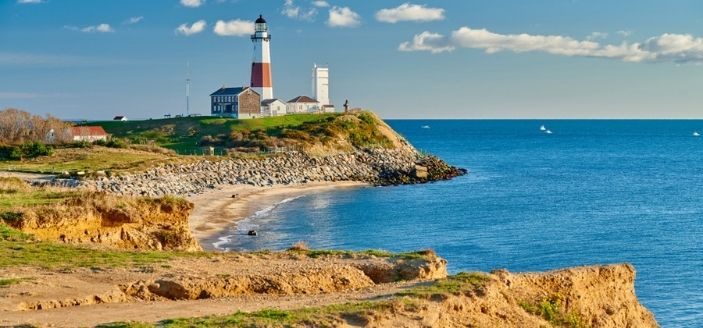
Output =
[
  {"x1": 286, "y1": 96, "x2": 320, "y2": 114},
  {"x1": 261, "y1": 99, "x2": 287, "y2": 116},
  {"x1": 209, "y1": 87, "x2": 261, "y2": 119},
  {"x1": 70, "y1": 126, "x2": 108, "y2": 142}
]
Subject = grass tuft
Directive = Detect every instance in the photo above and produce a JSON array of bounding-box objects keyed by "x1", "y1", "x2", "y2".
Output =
[
  {"x1": 519, "y1": 294, "x2": 588, "y2": 328},
  {"x1": 398, "y1": 272, "x2": 490, "y2": 298}
]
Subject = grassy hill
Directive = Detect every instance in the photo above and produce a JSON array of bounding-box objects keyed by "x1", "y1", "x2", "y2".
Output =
[
  {"x1": 94, "y1": 112, "x2": 396, "y2": 155},
  {"x1": 0, "y1": 111, "x2": 407, "y2": 175}
]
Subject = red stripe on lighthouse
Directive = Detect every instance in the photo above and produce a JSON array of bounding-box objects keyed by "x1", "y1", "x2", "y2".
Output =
[{"x1": 251, "y1": 63, "x2": 272, "y2": 88}]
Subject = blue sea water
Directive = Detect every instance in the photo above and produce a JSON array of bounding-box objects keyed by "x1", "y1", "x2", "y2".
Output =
[{"x1": 218, "y1": 120, "x2": 703, "y2": 327}]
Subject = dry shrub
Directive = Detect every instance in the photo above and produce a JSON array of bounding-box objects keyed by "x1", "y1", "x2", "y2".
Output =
[
  {"x1": 288, "y1": 241, "x2": 310, "y2": 252},
  {"x1": 417, "y1": 249, "x2": 436, "y2": 257},
  {"x1": 127, "y1": 143, "x2": 176, "y2": 155},
  {"x1": 7, "y1": 190, "x2": 193, "y2": 230},
  {"x1": 0, "y1": 108, "x2": 73, "y2": 144},
  {"x1": 0, "y1": 177, "x2": 30, "y2": 194}
]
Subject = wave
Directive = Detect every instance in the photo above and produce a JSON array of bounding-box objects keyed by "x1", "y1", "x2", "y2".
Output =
[{"x1": 211, "y1": 195, "x2": 304, "y2": 250}]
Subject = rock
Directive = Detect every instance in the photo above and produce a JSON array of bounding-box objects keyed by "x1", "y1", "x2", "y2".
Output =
[
  {"x1": 248, "y1": 230, "x2": 257, "y2": 236},
  {"x1": 42, "y1": 148, "x2": 467, "y2": 197}
]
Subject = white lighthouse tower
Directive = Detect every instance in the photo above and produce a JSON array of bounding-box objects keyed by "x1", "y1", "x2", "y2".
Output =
[
  {"x1": 251, "y1": 15, "x2": 273, "y2": 100},
  {"x1": 313, "y1": 64, "x2": 330, "y2": 106}
]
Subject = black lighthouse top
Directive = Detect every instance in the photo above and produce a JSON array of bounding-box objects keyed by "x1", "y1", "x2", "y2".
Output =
[{"x1": 255, "y1": 15, "x2": 266, "y2": 24}]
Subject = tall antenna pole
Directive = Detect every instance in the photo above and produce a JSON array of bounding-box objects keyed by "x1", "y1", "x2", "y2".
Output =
[{"x1": 186, "y1": 61, "x2": 191, "y2": 116}]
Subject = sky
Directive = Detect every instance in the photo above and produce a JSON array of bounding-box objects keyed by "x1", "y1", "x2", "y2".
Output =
[{"x1": 1, "y1": 0, "x2": 703, "y2": 119}]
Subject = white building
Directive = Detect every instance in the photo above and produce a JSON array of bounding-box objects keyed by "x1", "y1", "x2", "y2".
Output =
[
  {"x1": 287, "y1": 96, "x2": 320, "y2": 113},
  {"x1": 70, "y1": 126, "x2": 108, "y2": 142},
  {"x1": 313, "y1": 64, "x2": 329, "y2": 106},
  {"x1": 262, "y1": 99, "x2": 287, "y2": 116}
]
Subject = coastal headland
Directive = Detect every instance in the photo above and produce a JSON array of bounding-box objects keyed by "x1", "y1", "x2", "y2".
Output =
[{"x1": 0, "y1": 111, "x2": 658, "y2": 327}]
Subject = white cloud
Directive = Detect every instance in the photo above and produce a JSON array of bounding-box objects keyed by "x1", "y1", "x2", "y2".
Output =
[
  {"x1": 65, "y1": 24, "x2": 115, "y2": 33},
  {"x1": 213, "y1": 19, "x2": 254, "y2": 36},
  {"x1": 181, "y1": 0, "x2": 205, "y2": 7},
  {"x1": 175, "y1": 20, "x2": 206, "y2": 36},
  {"x1": 282, "y1": 0, "x2": 318, "y2": 21},
  {"x1": 327, "y1": 6, "x2": 360, "y2": 28},
  {"x1": 617, "y1": 30, "x2": 632, "y2": 38},
  {"x1": 376, "y1": 3, "x2": 445, "y2": 23},
  {"x1": 17, "y1": 0, "x2": 44, "y2": 4},
  {"x1": 399, "y1": 31, "x2": 454, "y2": 54},
  {"x1": 400, "y1": 26, "x2": 703, "y2": 64},
  {"x1": 586, "y1": 32, "x2": 608, "y2": 41},
  {"x1": 125, "y1": 16, "x2": 144, "y2": 25},
  {"x1": 312, "y1": 0, "x2": 329, "y2": 8}
]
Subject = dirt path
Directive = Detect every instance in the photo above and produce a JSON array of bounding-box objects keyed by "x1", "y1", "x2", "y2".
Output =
[{"x1": 1, "y1": 281, "x2": 419, "y2": 327}]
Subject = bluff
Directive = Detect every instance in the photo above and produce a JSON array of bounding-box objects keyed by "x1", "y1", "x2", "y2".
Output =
[
  {"x1": 0, "y1": 178, "x2": 200, "y2": 251},
  {"x1": 44, "y1": 111, "x2": 466, "y2": 197}
]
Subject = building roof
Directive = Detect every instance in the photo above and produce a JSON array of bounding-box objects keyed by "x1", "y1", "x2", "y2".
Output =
[
  {"x1": 261, "y1": 98, "x2": 284, "y2": 106},
  {"x1": 287, "y1": 96, "x2": 319, "y2": 104},
  {"x1": 255, "y1": 15, "x2": 266, "y2": 24},
  {"x1": 210, "y1": 87, "x2": 259, "y2": 96},
  {"x1": 70, "y1": 126, "x2": 108, "y2": 137}
]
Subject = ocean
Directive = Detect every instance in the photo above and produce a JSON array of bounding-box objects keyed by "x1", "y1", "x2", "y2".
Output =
[{"x1": 214, "y1": 120, "x2": 703, "y2": 327}]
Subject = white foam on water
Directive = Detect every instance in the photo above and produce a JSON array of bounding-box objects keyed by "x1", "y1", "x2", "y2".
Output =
[{"x1": 211, "y1": 195, "x2": 304, "y2": 250}]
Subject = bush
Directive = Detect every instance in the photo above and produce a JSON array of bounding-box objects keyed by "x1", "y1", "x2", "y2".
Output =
[
  {"x1": 72, "y1": 140, "x2": 92, "y2": 148},
  {"x1": 96, "y1": 138, "x2": 127, "y2": 149},
  {"x1": 0, "y1": 142, "x2": 52, "y2": 160},
  {"x1": 0, "y1": 211, "x2": 23, "y2": 223}
]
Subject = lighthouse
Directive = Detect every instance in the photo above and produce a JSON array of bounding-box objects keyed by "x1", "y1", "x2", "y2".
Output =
[{"x1": 251, "y1": 15, "x2": 273, "y2": 101}]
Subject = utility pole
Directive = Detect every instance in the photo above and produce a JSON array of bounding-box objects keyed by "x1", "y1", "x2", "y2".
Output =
[{"x1": 186, "y1": 61, "x2": 191, "y2": 116}]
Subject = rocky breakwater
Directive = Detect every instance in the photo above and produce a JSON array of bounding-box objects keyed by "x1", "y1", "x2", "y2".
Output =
[{"x1": 81, "y1": 148, "x2": 466, "y2": 197}]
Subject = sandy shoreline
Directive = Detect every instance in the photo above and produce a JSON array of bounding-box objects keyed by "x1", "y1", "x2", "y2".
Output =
[{"x1": 187, "y1": 181, "x2": 369, "y2": 250}]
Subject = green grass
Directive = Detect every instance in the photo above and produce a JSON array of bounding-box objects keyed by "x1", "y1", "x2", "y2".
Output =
[
  {"x1": 0, "y1": 190, "x2": 78, "y2": 209},
  {"x1": 519, "y1": 295, "x2": 589, "y2": 328},
  {"x1": 99, "y1": 301, "x2": 391, "y2": 328},
  {"x1": 0, "y1": 147, "x2": 178, "y2": 175},
  {"x1": 397, "y1": 272, "x2": 489, "y2": 298},
  {"x1": 297, "y1": 249, "x2": 431, "y2": 260},
  {"x1": 94, "y1": 114, "x2": 339, "y2": 154},
  {"x1": 0, "y1": 277, "x2": 31, "y2": 287},
  {"x1": 0, "y1": 224, "x2": 206, "y2": 270}
]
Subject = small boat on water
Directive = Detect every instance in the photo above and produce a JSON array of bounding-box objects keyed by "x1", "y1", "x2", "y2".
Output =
[
  {"x1": 694, "y1": 131, "x2": 701, "y2": 137},
  {"x1": 545, "y1": 130, "x2": 553, "y2": 134},
  {"x1": 540, "y1": 125, "x2": 547, "y2": 131},
  {"x1": 421, "y1": 125, "x2": 431, "y2": 129}
]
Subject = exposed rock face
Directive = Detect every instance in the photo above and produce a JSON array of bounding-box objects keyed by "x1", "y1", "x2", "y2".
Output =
[
  {"x1": 339, "y1": 264, "x2": 659, "y2": 328},
  {"x1": 4, "y1": 193, "x2": 201, "y2": 252},
  {"x1": 3, "y1": 252, "x2": 448, "y2": 312},
  {"x1": 358, "y1": 255, "x2": 448, "y2": 284},
  {"x1": 37, "y1": 149, "x2": 466, "y2": 197}
]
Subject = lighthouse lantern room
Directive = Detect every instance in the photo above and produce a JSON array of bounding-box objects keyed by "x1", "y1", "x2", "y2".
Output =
[{"x1": 251, "y1": 15, "x2": 273, "y2": 101}]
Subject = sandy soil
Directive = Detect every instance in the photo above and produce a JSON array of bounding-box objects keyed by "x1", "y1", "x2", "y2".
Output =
[
  {"x1": 0, "y1": 281, "x2": 418, "y2": 327},
  {"x1": 187, "y1": 181, "x2": 369, "y2": 250},
  {"x1": 0, "y1": 252, "x2": 436, "y2": 327}
]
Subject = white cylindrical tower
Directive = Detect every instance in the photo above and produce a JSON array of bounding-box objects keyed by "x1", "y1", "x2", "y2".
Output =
[
  {"x1": 251, "y1": 15, "x2": 273, "y2": 100},
  {"x1": 313, "y1": 64, "x2": 330, "y2": 106}
]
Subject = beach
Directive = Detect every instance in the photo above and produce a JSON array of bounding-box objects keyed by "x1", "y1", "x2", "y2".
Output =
[{"x1": 187, "y1": 181, "x2": 369, "y2": 250}]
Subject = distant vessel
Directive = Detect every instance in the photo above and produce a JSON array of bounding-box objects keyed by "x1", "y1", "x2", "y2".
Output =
[
  {"x1": 421, "y1": 125, "x2": 431, "y2": 129},
  {"x1": 694, "y1": 132, "x2": 701, "y2": 137},
  {"x1": 545, "y1": 130, "x2": 553, "y2": 134},
  {"x1": 540, "y1": 125, "x2": 547, "y2": 131}
]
